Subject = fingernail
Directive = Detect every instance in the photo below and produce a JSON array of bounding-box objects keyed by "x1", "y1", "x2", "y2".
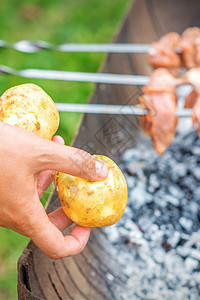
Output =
[
  {"x1": 95, "y1": 159, "x2": 109, "y2": 179},
  {"x1": 52, "y1": 135, "x2": 65, "y2": 145}
]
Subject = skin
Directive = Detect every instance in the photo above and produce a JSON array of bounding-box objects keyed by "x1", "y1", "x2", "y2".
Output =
[{"x1": 0, "y1": 121, "x2": 108, "y2": 260}]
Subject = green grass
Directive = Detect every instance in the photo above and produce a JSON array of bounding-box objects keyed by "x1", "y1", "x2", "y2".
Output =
[{"x1": 0, "y1": 0, "x2": 131, "y2": 299}]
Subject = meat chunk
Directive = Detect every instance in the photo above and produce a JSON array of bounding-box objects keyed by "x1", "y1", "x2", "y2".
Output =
[
  {"x1": 179, "y1": 27, "x2": 200, "y2": 69},
  {"x1": 147, "y1": 33, "x2": 182, "y2": 70},
  {"x1": 148, "y1": 28, "x2": 200, "y2": 70},
  {"x1": 181, "y1": 68, "x2": 200, "y2": 93},
  {"x1": 181, "y1": 68, "x2": 200, "y2": 136},
  {"x1": 139, "y1": 69, "x2": 178, "y2": 155},
  {"x1": 184, "y1": 89, "x2": 198, "y2": 109},
  {"x1": 193, "y1": 99, "x2": 200, "y2": 137}
]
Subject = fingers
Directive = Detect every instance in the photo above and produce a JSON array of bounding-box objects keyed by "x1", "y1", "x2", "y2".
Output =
[
  {"x1": 33, "y1": 135, "x2": 92, "y2": 258},
  {"x1": 37, "y1": 170, "x2": 55, "y2": 199},
  {"x1": 27, "y1": 203, "x2": 91, "y2": 259},
  {"x1": 37, "y1": 135, "x2": 65, "y2": 198},
  {"x1": 36, "y1": 139, "x2": 108, "y2": 181},
  {"x1": 48, "y1": 207, "x2": 73, "y2": 231},
  {"x1": 63, "y1": 225, "x2": 91, "y2": 257},
  {"x1": 52, "y1": 135, "x2": 65, "y2": 145},
  {"x1": 2, "y1": 123, "x2": 108, "y2": 182}
]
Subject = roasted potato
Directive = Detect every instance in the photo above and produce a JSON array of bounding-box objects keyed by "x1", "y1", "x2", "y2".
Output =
[
  {"x1": 0, "y1": 83, "x2": 59, "y2": 139},
  {"x1": 56, "y1": 155, "x2": 128, "y2": 227}
]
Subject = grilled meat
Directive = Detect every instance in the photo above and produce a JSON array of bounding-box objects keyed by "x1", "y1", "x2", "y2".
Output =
[
  {"x1": 147, "y1": 33, "x2": 182, "y2": 70},
  {"x1": 139, "y1": 68, "x2": 178, "y2": 154},
  {"x1": 182, "y1": 68, "x2": 200, "y2": 136},
  {"x1": 179, "y1": 27, "x2": 200, "y2": 69},
  {"x1": 148, "y1": 28, "x2": 200, "y2": 70}
]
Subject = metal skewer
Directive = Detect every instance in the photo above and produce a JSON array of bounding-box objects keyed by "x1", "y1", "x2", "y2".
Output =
[
  {"x1": 55, "y1": 103, "x2": 192, "y2": 117},
  {"x1": 0, "y1": 65, "x2": 149, "y2": 85},
  {"x1": 0, "y1": 41, "x2": 193, "y2": 118},
  {"x1": 0, "y1": 40, "x2": 150, "y2": 54}
]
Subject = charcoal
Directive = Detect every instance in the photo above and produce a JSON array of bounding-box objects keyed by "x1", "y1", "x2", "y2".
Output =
[
  {"x1": 146, "y1": 224, "x2": 163, "y2": 242},
  {"x1": 184, "y1": 232, "x2": 200, "y2": 248},
  {"x1": 193, "y1": 187, "x2": 200, "y2": 201},
  {"x1": 164, "y1": 251, "x2": 184, "y2": 272},
  {"x1": 153, "y1": 279, "x2": 167, "y2": 294},
  {"x1": 181, "y1": 176, "x2": 196, "y2": 191},
  {"x1": 122, "y1": 148, "x2": 141, "y2": 163},
  {"x1": 126, "y1": 161, "x2": 145, "y2": 177},
  {"x1": 154, "y1": 210, "x2": 161, "y2": 217},
  {"x1": 124, "y1": 174, "x2": 136, "y2": 189},
  {"x1": 176, "y1": 246, "x2": 191, "y2": 258},
  {"x1": 192, "y1": 146, "x2": 200, "y2": 156},
  {"x1": 190, "y1": 249, "x2": 200, "y2": 261},
  {"x1": 193, "y1": 167, "x2": 200, "y2": 180},
  {"x1": 164, "y1": 194, "x2": 180, "y2": 206},
  {"x1": 123, "y1": 206, "x2": 134, "y2": 219},
  {"x1": 153, "y1": 248, "x2": 165, "y2": 263},
  {"x1": 168, "y1": 184, "x2": 185, "y2": 199},
  {"x1": 185, "y1": 257, "x2": 199, "y2": 273},
  {"x1": 167, "y1": 231, "x2": 181, "y2": 248},
  {"x1": 179, "y1": 217, "x2": 193, "y2": 232},
  {"x1": 149, "y1": 173, "x2": 160, "y2": 189},
  {"x1": 106, "y1": 272, "x2": 115, "y2": 281},
  {"x1": 104, "y1": 127, "x2": 200, "y2": 298},
  {"x1": 130, "y1": 183, "x2": 153, "y2": 210},
  {"x1": 170, "y1": 162, "x2": 188, "y2": 181},
  {"x1": 138, "y1": 215, "x2": 156, "y2": 231},
  {"x1": 187, "y1": 202, "x2": 198, "y2": 216},
  {"x1": 104, "y1": 226, "x2": 120, "y2": 244},
  {"x1": 154, "y1": 190, "x2": 168, "y2": 207}
]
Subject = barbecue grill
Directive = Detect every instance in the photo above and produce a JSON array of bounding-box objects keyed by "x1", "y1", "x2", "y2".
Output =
[{"x1": 17, "y1": 0, "x2": 200, "y2": 299}]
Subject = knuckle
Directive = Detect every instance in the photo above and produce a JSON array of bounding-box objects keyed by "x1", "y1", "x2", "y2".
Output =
[
  {"x1": 74, "y1": 236, "x2": 87, "y2": 254},
  {"x1": 49, "y1": 247, "x2": 67, "y2": 260},
  {"x1": 48, "y1": 252, "x2": 63, "y2": 260},
  {"x1": 48, "y1": 240, "x2": 67, "y2": 260},
  {"x1": 73, "y1": 149, "x2": 96, "y2": 178},
  {"x1": 81, "y1": 152, "x2": 96, "y2": 175},
  {"x1": 85, "y1": 157, "x2": 95, "y2": 172},
  {"x1": 77, "y1": 243, "x2": 86, "y2": 254},
  {"x1": 77, "y1": 237, "x2": 85, "y2": 250}
]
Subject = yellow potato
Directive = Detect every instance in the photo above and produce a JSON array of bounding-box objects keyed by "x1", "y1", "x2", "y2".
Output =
[
  {"x1": 0, "y1": 83, "x2": 59, "y2": 139},
  {"x1": 56, "y1": 155, "x2": 128, "y2": 227}
]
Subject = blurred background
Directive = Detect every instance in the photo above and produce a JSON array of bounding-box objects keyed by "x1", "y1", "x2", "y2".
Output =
[{"x1": 0, "y1": 0, "x2": 131, "y2": 299}]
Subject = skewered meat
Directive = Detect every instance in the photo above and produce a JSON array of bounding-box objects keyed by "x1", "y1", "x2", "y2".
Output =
[
  {"x1": 181, "y1": 68, "x2": 200, "y2": 136},
  {"x1": 192, "y1": 98, "x2": 200, "y2": 137},
  {"x1": 179, "y1": 27, "x2": 200, "y2": 69},
  {"x1": 139, "y1": 68, "x2": 178, "y2": 155},
  {"x1": 182, "y1": 68, "x2": 200, "y2": 93},
  {"x1": 148, "y1": 27, "x2": 200, "y2": 70},
  {"x1": 147, "y1": 33, "x2": 182, "y2": 70},
  {"x1": 184, "y1": 89, "x2": 198, "y2": 109}
]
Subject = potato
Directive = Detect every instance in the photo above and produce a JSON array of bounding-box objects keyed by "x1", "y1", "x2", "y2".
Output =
[
  {"x1": 0, "y1": 83, "x2": 59, "y2": 139},
  {"x1": 56, "y1": 155, "x2": 128, "y2": 227}
]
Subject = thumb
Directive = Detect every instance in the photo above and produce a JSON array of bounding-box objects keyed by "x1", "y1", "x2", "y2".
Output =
[{"x1": 35, "y1": 138, "x2": 108, "y2": 181}]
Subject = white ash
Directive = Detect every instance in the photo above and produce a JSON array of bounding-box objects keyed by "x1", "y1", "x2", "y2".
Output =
[
  {"x1": 104, "y1": 130, "x2": 200, "y2": 299},
  {"x1": 106, "y1": 272, "x2": 115, "y2": 281}
]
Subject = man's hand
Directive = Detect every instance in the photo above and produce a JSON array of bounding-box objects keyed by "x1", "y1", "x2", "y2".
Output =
[{"x1": 0, "y1": 122, "x2": 108, "y2": 259}]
